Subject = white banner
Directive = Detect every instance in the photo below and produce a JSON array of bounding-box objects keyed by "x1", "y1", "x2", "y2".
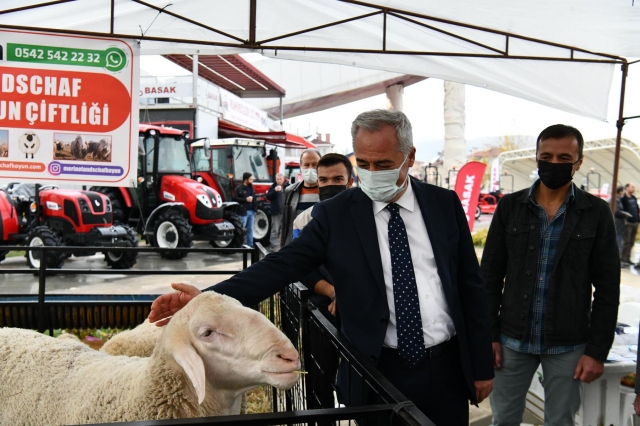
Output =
[
  {"x1": 197, "y1": 79, "x2": 221, "y2": 113},
  {"x1": 219, "y1": 88, "x2": 268, "y2": 131},
  {"x1": 0, "y1": 29, "x2": 139, "y2": 187},
  {"x1": 490, "y1": 158, "x2": 501, "y2": 192}
]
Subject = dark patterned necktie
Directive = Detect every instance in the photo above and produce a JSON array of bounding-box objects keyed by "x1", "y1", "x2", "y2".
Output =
[{"x1": 386, "y1": 203, "x2": 427, "y2": 367}]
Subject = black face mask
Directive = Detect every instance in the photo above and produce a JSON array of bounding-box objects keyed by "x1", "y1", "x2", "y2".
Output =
[
  {"x1": 537, "y1": 159, "x2": 579, "y2": 190},
  {"x1": 319, "y1": 185, "x2": 347, "y2": 201}
]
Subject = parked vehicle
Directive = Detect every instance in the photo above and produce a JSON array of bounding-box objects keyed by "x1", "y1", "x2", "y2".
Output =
[
  {"x1": 475, "y1": 190, "x2": 504, "y2": 220},
  {"x1": 91, "y1": 125, "x2": 240, "y2": 258},
  {"x1": 191, "y1": 138, "x2": 276, "y2": 246},
  {"x1": 0, "y1": 183, "x2": 138, "y2": 269},
  {"x1": 284, "y1": 161, "x2": 301, "y2": 185}
]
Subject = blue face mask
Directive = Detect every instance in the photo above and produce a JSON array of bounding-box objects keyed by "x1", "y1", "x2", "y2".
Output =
[{"x1": 357, "y1": 156, "x2": 409, "y2": 203}]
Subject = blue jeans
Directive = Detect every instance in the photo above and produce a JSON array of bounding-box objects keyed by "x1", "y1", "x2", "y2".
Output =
[
  {"x1": 490, "y1": 345, "x2": 585, "y2": 426},
  {"x1": 241, "y1": 210, "x2": 255, "y2": 247}
]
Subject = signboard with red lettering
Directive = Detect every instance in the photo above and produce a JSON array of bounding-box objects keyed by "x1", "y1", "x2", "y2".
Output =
[
  {"x1": 454, "y1": 161, "x2": 487, "y2": 232},
  {"x1": 219, "y1": 88, "x2": 268, "y2": 131},
  {"x1": 0, "y1": 29, "x2": 139, "y2": 187}
]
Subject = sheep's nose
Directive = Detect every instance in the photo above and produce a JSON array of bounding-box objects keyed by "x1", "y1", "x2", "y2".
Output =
[{"x1": 277, "y1": 346, "x2": 300, "y2": 366}]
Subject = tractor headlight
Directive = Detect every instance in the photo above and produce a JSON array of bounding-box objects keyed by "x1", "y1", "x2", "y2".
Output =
[
  {"x1": 196, "y1": 176, "x2": 203, "y2": 183},
  {"x1": 30, "y1": 202, "x2": 37, "y2": 212},
  {"x1": 196, "y1": 194, "x2": 212, "y2": 208},
  {"x1": 216, "y1": 194, "x2": 222, "y2": 206},
  {"x1": 105, "y1": 199, "x2": 112, "y2": 212},
  {"x1": 78, "y1": 198, "x2": 90, "y2": 213}
]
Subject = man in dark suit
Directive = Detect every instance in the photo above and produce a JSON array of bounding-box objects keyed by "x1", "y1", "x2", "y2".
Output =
[{"x1": 149, "y1": 109, "x2": 494, "y2": 425}]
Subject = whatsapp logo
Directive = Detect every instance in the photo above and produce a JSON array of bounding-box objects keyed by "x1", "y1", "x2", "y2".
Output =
[{"x1": 104, "y1": 47, "x2": 127, "y2": 72}]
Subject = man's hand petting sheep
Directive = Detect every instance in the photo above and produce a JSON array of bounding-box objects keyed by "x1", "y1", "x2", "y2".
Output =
[{"x1": 149, "y1": 283, "x2": 202, "y2": 326}]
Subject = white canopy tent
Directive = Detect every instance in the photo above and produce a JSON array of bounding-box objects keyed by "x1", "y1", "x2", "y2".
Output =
[{"x1": 2, "y1": 0, "x2": 638, "y2": 198}]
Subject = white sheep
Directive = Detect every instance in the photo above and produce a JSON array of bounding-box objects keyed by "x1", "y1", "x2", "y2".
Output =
[
  {"x1": 0, "y1": 292, "x2": 300, "y2": 425},
  {"x1": 100, "y1": 319, "x2": 163, "y2": 357}
]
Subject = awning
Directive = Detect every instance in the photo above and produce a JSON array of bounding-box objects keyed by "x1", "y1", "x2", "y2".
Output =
[
  {"x1": 218, "y1": 121, "x2": 315, "y2": 149},
  {"x1": 164, "y1": 54, "x2": 286, "y2": 98}
]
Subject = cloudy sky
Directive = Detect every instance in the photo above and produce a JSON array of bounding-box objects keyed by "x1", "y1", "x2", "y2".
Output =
[{"x1": 141, "y1": 56, "x2": 640, "y2": 164}]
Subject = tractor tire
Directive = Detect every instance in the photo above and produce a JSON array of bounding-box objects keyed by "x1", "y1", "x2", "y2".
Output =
[
  {"x1": 253, "y1": 208, "x2": 271, "y2": 246},
  {"x1": 25, "y1": 226, "x2": 65, "y2": 269},
  {"x1": 103, "y1": 225, "x2": 139, "y2": 269},
  {"x1": 211, "y1": 213, "x2": 245, "y2": 249},
  {"x1": 149, "y1": 210, "x2": 193, "y2": 260},
  {"x1": 90, "y1": 186, "x2": 127, "y2": 224},
  {"x1": 475, "y1": 206, "x2": 482, "y2": 220}
]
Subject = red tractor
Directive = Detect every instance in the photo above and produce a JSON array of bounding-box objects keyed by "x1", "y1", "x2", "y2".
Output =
[
  {"x1": 91, "y1": 125, "x2": 240, "y2": 258},
  {"x1": 475, "y1": 190, "x2": 505, "y2": 220},
  {"x1": 191, "y1": 138, "x2": 277, "y2": 247},
  {"x1": 0, "y1": 183, "x2": 138, "y2": 269}
]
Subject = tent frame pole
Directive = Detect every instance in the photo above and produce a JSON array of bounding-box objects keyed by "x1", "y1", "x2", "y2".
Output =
[{"x1": 610, "y1": 60, "x2": 629, "y2": 213}]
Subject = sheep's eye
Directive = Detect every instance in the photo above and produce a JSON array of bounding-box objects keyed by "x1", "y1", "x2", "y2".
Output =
[{"x1": 203, "y1": 330, "x2": 213, "y2": 337}]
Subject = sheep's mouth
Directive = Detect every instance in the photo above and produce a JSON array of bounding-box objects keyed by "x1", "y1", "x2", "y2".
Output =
[{"x1": 262, "y1": 369, "x2": 297, "y2": 376}]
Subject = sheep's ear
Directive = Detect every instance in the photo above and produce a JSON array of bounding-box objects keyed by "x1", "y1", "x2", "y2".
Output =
[{"x1": 173, "y1": 345, "x2": 206, "y2": 405}]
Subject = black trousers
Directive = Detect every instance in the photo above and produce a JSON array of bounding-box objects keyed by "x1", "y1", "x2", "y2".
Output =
[
  {"x1": 375, "y1": 339, "x2": 470, "y2": 426},
  {"x1": 621, "y1": 222, "x2": 638, "y2": 263}
]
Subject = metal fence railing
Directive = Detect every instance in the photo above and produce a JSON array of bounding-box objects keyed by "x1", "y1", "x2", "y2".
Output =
[{"x1": 0, "y1": 244, "x2": 434, "y2": 425}]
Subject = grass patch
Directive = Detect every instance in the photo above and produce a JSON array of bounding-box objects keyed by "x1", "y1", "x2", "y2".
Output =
[
  {"x1": 472, "y1": 228, "x2": 489, "y2": 247},
  {"x1": 5, "y1": 250, "x2": 25, "y2": 258}
]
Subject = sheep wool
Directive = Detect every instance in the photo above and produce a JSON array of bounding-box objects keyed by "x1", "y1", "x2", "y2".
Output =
[
  {"x1": 0, "y1": 292, "x2": 300, "y2": 425},
  {"x1": 100, "y1": 319, "x2": 163, "y2": 357}
]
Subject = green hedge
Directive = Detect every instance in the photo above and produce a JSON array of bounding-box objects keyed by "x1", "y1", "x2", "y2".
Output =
[{"x1": 472, "y1": 228, "x2": 489, "y2": 247}]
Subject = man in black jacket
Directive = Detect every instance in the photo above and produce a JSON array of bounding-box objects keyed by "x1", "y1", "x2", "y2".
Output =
[
  {"x1": 482, "y1": 124, "x2": 620, "y2": 425},
  {"x1": 149, "y1": 109, "x2": 494, "y2": 425},
  {"x1": 233, "y1": 172, "x2": 255, "y2": 247},
  {"x1": 615, "y1": 186, "x2": 632, "y2": 260},
  {"x1": 266, "y1": 173, "x2": 286, "y2": 251},
  {"x1": 621, "y1": 183, "x2": 639, "y2": 266}
]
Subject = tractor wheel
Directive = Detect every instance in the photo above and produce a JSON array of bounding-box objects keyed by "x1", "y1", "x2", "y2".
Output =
[
  {"x1": 253, "y1": 208, "x2": 271, "y2": 246},
  {"x1": 475, "y1": 206, "x2": 482, "y2": 220},
  {"x1": 103, "y1": 226, "x2": 139, "y2": 269},
  {"x1": 149, "y1": 210, "x2": 193, "y2": 260},
  {"x1": 90, "y1": 186, "x2": 127, "y2": 224},
  {"x1": 26, "y1": 226, "x2": 65, "y2": 269},
  {"x1": 211, "y1": 213, "x2": 245, "y2": 249}
]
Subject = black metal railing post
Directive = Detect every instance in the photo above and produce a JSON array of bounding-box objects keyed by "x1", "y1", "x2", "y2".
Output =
[{"x1": 36, "y1": 246, "x2": 47, "y2": 333}]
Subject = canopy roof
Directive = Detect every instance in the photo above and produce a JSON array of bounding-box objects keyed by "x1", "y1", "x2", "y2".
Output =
[
  {"x1": 1, "y1": 0, "x2": 638, "y2": 121},
  {"x1": 164, "y1": 54, "x2": 286, "y2": 98},
  {"x1": 218, "y1": 121, "x2": 316, "y2": 149}
]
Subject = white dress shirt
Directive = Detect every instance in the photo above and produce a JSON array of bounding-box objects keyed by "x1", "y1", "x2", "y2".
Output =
[{"x1": 373, "y1": 180, "x2": 456, "y2": 349}]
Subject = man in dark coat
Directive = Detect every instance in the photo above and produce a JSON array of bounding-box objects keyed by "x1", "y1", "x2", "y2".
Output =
[
  {"x1": 233, "y1": 172, "x2": 255, "y2": 247},
  {"x1": 482, "y1": 124, "x2": 620, "y2": 425},
  {"x1": 266, "y1": 173, "x2": 286, "y2": 251},
  {"x1": 149, "y1": 109, "x2": 494, "y2": 425}
]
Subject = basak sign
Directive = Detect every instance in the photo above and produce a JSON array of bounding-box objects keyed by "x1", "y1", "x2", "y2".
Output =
[
  {"x1": 0, "y1": 30, "x2": 139, "y2": 187},
  {"x1": 454, "y1": 161, "x2": 486, "y2": 232},
  {"x1": 139, "y1": 82, "x2": 191, "y2": 99}
]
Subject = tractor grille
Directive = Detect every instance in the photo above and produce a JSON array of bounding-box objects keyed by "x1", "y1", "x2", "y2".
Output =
[
  {"x1": 81, "y1": 191, "x2": 105, "y2": 213},
  {"x1": 63, "y1": 200, "x2": 80, "y2": 226}
]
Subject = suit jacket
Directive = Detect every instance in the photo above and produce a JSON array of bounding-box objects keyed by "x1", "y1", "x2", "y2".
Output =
[{"x1": 208, "y1": 178, "x2": 494, "y2": 402}]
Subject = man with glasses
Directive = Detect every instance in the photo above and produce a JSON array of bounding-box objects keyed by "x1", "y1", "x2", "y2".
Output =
[{"x1": 482, "y1": 124, "x2": 620, "y2": 425}]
